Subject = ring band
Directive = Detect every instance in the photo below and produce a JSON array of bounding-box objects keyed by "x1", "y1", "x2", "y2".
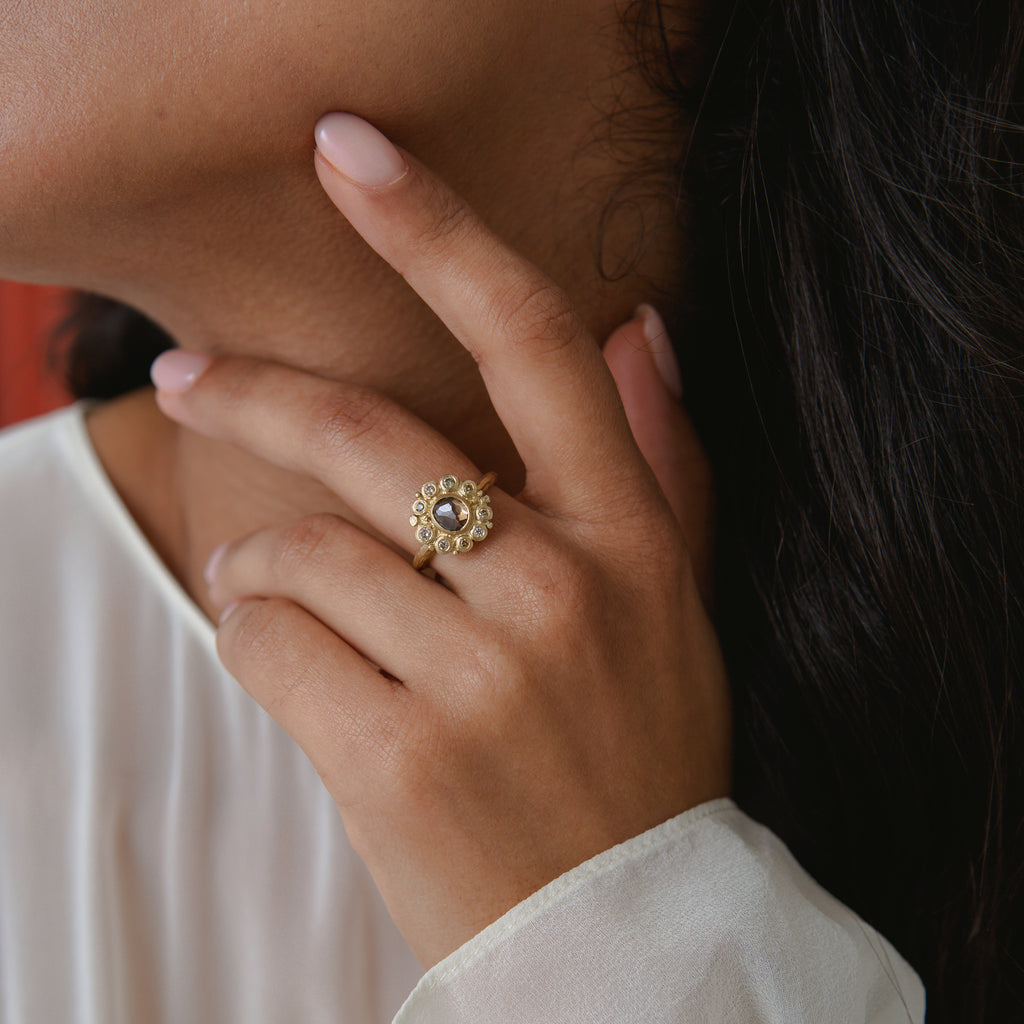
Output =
[{"x1": 411, "y1": 472, "x2": 497, "y2": 571}]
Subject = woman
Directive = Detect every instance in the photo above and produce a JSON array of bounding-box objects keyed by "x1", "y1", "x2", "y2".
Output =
[{"x1": 1, "y1": 0, "x2": 1018, "y2": 1019}]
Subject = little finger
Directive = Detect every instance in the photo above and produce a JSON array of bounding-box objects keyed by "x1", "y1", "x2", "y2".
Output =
[{"x1": 216, "y1": 596, "x2": 413, "y2": 803}]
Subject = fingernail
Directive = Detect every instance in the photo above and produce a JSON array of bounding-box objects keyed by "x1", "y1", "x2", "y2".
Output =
[
  {"x1": 219, "y1": 600, "x2": 242, "y2": 626},
  {"x1": 314, "y1": 113, "x2": 409, "y2": 188},
  {"x1": 204, "y1": 542, "x2": 229, "y2": 585},
  {"x1": 636, "y1": 303, "x2": 683, "y2": 400},
  {"x1": 151, "y1": 350, "x2": 213, "y2": 393}
]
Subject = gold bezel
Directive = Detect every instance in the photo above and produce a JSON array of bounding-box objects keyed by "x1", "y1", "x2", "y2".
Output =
[{"x1": 410, "y1": 475, "x2": 494, "y2": 556}]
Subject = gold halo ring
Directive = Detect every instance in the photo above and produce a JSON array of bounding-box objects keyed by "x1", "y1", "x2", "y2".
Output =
[{"x1": 411, "y1": 472, "x2": 497, "y2": 571}]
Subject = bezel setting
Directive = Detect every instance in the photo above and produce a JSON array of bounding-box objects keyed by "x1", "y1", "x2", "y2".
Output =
[{"x1": 411, "y1": 476, "x2": 495, "y2": 558}]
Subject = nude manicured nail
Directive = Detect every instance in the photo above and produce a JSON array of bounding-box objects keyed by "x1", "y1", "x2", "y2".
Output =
[
  {"x1": 204, "y1": 542, "x2": 228, "y2": 585},
  {"x1": 314, "y1": 113, "x2": 409, "y2": 188},
  {"x1": 636, "y1": 303, "x2": 683, "y2": 400},
  {"x1": 150, "y1": 350, "x2": 213, "y2": 393}
]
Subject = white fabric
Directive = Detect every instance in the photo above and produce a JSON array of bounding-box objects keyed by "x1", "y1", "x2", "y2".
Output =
[{"x1": 0, "y1": 403, "x2": 926, "y2": 1023}]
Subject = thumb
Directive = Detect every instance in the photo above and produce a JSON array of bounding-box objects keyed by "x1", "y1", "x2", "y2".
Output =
[{"x1": 603, "y1": 304, "x2": 715, "y2": 607}]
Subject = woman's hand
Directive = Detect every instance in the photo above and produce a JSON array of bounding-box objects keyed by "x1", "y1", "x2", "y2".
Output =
[{"x1": 151, "y1": 113, "x2": 732, "y2": 970}]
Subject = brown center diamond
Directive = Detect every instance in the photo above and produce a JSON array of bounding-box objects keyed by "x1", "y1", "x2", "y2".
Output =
[{"x1": 432, "y1": 497, "x2": 471, "y2": 533}]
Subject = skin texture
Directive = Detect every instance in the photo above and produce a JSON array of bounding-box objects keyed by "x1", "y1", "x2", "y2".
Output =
[{"x1": 2, "y1": 0, "x2": 727, "y2": 970}]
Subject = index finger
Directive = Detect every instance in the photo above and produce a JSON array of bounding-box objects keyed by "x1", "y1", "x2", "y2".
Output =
[{"x1": 313, "y1": 112, "x2": 650, "y2": 522}]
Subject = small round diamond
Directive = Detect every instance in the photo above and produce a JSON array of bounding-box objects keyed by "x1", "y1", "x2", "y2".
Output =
[
  {"x1": 477, "y1": 506, "x2": 492, "y2": 521},
  {"x1": 456, "y1": 536, "x2": 473, "y2": 551},
  {"x1": 412, "y1": 499, "x2": 426, "y2": 514},
  {"x1": 417, "y1": 526, "x2": 435, "y2": 543},
  {"x1": 422, "y1": 482, "x2": 438, "y2": 497},
  {"x1": 460, "y1": 481, "x2": 477, "y2": 496},
  {"x1": 441, "y1": 475, "x2": 458, "y2": 490},
  {"x1": 432, "y1": 497, "x2": 471, "y2": 533},
  {"x1": 436, "y1": 536, "x2": 453, "y2": 553},
  {"x1": 471, "y1": 525, "x2": 487, "y2": 539}
]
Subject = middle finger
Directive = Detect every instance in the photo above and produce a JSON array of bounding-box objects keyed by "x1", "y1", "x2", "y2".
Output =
[{"x1": 313, "y1": 114, "x2": 652, "y2": 523}]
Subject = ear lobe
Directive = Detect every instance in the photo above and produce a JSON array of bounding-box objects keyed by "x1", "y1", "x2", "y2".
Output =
[{"x1": 602, "y1": 311, "x2": 716, "y2": 608}]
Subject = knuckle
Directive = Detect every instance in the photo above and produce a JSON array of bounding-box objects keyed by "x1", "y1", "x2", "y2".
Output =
[
  {"x1": 308, "y1": 386, "x2": 393, "y2": 460},
  {"x1": 263, "y1": 666, "x2": 314, "y2": 723},
  {"x1": 471, "y1": 630, "x2": 527, "y2": 698},
  {"x1": 505, "y1": 547, "x2": 601, "y2": 638},
  {"x1": 458, "y1": 633, "x2": 540, "y2": 745},
  {"x1": 223, "y1": 599, "x2": 321, "y2": 721},
  {"x1": 492, "y1": 279, "x2": 583, "y2": 356},
  {"x1": 222, "y1": 597, "x2": 292, "y2": 669},
  {"x1": 272, "y1": 514, "x2": 342, "y2": 581},
  {"x1": 447, "y1": 621, "x2": 513, "y2": 690}
]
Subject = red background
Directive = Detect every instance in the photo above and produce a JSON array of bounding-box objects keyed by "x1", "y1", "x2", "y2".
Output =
[{"x1": 0, "y1": 282, "x2": 73, "y2": 428}]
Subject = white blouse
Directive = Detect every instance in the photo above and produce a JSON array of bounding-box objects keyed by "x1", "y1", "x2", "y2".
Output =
[{"x1": 0, "y1": 404, "x2": 926, "y2": 1023}]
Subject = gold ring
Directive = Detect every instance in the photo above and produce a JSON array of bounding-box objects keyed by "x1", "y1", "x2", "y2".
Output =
[{"x1": 411, "y1": 472, "x2": 497, "y2": 571}]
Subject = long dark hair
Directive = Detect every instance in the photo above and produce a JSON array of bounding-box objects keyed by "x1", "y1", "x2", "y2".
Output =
[{"x1": 52, "y1": 0, "x2": 1023, "y2": 1017}]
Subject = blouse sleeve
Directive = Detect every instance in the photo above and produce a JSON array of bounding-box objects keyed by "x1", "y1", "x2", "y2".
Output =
[{"x1": 391, "y1": 797, "x2": 925, "y2": 1023}]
